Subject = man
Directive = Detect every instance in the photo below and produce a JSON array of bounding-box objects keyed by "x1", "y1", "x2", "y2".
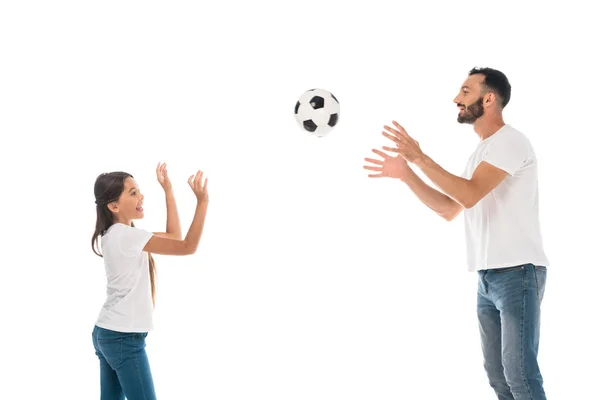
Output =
[{"x1": 363, "y1": 67, "x2": 549, "y2": 400}]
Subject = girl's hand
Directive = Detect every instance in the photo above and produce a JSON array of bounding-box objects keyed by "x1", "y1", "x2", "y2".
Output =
[
  {"x1": 188, "y1": 170, "x2": 209, "y2": 204},
  {"x1": 156, "y1": 162, "x2": 173, "y2": 192}
]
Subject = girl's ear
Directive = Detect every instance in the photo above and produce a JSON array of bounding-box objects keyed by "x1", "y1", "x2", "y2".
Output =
[{"x1": 108, "y1": 202, "x2": 119, "y2": 214}]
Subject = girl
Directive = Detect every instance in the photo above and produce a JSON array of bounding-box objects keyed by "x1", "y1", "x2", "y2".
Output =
[{"x1": 91, "y1": 162, "x2": 209, "y2": 400}]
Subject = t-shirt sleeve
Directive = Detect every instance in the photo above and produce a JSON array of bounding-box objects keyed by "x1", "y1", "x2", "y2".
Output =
[
  {"x1": 461, "y1": 164, "x2": 468, "y2": 179},
  {"x1": 482, "y1": 131, "x2": 531, "y2": 175},
  {"x1": 118, "y1": 225, "x2": 154, "y2": 256}
]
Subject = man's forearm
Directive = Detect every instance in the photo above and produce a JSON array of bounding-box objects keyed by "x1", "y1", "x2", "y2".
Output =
[
  {"x1": 415, "y1": 155, "x2": 472, "y2": 208},
  {"x1": 403, "y1": 169, "x2": 460, "y2": 217}
]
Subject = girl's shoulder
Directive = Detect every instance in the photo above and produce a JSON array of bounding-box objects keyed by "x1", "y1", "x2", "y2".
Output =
[{"x1": 104, "y1": 223, "x2": 153, "y2": 255}]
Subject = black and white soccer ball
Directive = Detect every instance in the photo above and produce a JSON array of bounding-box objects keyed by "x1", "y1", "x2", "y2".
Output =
[{"x1": 294, "y1": 88, "x2": 340, "y2": 137}]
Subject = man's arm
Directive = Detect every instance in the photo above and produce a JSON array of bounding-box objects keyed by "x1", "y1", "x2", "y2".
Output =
[
  {"x1": 382, "y1": 121, "x2": 510, "y2": 209},
  {"x1": 415, "y1": 156, "x2": 508, "y2": 209},
  {"x1": 403, "y1": 169, "x2": 464, "y2": 221}
]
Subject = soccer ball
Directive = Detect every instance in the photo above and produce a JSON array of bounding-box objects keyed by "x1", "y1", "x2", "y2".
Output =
[{"x1": 294, "y1": 88, "x2": 340, "y2": 137}]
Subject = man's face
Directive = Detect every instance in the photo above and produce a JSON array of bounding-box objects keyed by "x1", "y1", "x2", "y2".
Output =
[{"x1": 454, "y1": 74, "x2": 485, "y2": 124}]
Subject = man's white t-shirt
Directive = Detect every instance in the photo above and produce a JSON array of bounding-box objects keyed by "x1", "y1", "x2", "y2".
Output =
[
  {"x1": 95, "y1": 223, "x2": 155, "y2": 332},
  {"x1": 461, "y1": 124, "x2": 550, "y2": 272}
]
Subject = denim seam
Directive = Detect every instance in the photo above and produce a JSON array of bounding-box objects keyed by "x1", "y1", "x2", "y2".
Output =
[
  {"x1": 483, "y1": 271, "x2": 488, "y2": 295},
  {"x1": 521, "y1": 268, "x2": 534, "y2": 399},
  {"x1": 534, "y1": 267, "x2": 540, "y2": 300},
  {"x1": 134, "y1": 340, "x2": 149, "y2": 399},
  {"x1": 118, "y1": 338, "x2": 123, "y2": 368}
]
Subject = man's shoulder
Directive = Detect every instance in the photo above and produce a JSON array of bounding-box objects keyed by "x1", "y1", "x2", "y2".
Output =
[
  {"x1": 502, "y1": 123, "x2": 524, "y2": 136},
  {"x1": 498, "y1": 124, "x2": 532, "y2": 146}
]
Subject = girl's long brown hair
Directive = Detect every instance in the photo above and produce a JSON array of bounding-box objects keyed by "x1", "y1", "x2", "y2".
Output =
[{"x1": 92, "y1": 172, "x2": 156, "y2": 307}]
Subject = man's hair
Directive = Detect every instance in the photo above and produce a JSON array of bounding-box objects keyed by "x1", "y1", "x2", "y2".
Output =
[{"x1": 469, "y1": 67, "x2": 511, "y2": 108}]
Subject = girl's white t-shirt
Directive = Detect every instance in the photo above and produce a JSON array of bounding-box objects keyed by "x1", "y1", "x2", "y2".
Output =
[
  {"x1": 95, "y1": 223, "x2": 154, "y2": 332},
  {"x1": 461, "y1": 124, "x2": 550, "y2": 272}
]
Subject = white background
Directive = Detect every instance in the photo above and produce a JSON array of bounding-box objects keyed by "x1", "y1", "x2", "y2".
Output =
[{"x1": 1, "y1": 1, "x2": 598, "y2": 399}]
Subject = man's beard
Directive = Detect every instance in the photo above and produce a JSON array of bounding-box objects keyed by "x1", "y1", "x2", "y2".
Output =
[{"x1": 457, "y1": 97, "x2": 484, "y2": 124}]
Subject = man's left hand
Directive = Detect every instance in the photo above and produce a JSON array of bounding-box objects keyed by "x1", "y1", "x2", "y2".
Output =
[{"x1": 381, "y1": 121, "x2": 425, "y2": 165}]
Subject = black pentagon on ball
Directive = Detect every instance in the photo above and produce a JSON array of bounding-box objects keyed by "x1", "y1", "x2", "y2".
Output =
[
  {"x1": 330, "y1": 93, "x2": 339, "y2": 103},
  {"x1": 328, "y1": 113, "x2": 338, "y2": 127},
  {"x1": 294, "y1": 101, "x2": 300, "y2": 114},
  {"x1": 303, "y1": 120, "x2": 318, "y2": 132},
  {"x1": 309, "y1": 96, "x2": 324, "y2": 110}
]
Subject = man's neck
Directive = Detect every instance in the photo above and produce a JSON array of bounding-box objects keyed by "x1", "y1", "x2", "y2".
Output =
[{"x1": 473, "y1": 116, "x2": 506, "y2": 141}]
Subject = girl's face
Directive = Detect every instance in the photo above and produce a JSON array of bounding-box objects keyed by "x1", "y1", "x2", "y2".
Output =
[{"x1": 110, "y1": 177, "x2": 145, "y2": 224}]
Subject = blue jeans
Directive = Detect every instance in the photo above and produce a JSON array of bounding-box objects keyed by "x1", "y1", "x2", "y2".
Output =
[
  {"x1": 92, "y1": 325, "x2": 157, "y2": 400},
  {"x1": 477, "y1": 263, "x2": 547, "y2": 400}
]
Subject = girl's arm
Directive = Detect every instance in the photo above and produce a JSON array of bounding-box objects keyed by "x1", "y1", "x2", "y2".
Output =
[
  {"x1": 144, "y1": 170, "x2": 209, "y2": 256},
  {"x1": 153, "y1": 162, "x2": 182, "y2": 239},
  {"x1": 153, "y1": 188, "x2": 182, "y2": 239}
]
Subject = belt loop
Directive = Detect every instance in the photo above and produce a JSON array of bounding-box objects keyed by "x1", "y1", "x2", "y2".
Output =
[
  {"x1": 532, "y1": 264, "x2": 540, "y2": 299},
  {"x1": 483, "y1": 270, "x2": 489, "y2": 295}
]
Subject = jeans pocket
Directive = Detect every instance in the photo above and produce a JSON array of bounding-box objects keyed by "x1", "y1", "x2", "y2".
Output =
[
  {"x1": 120, "y1": 333, "x2": 147, "y2": 361},
  {"x1": 96, "y1": 328, "x2": 137, "y2": 368},
  {"x1": 97, "y1": 337, "x2": 123, "y2": 368}
]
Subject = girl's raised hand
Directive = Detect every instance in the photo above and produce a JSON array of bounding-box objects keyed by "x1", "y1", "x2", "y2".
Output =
[
  {"x1": 187, "y1": 170, "x2": 208, "y2": 204},
  {"x1": 156, "y1": 162, "x2": 172, "y2": 192}
]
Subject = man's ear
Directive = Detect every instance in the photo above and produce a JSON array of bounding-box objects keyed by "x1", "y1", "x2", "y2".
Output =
[{"x1": 484, "y1": 92, "x2": 496, "y2": 107}]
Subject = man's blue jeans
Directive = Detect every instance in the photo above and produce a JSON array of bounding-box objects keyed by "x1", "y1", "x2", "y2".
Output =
[
  {"x1": 92, "y1": 325, "x2": 157, "y2": 400},
  {"x1": 477, "y1": 263, "x2": 547, "y2": 400}
]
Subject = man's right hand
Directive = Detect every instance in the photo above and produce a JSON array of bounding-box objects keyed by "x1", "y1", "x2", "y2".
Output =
[{"x1": 363, "y1": 148, "x2": 413, "y2": 181}]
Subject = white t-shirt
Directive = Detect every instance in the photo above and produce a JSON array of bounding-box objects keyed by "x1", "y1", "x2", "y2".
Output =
[
  {"x1": 95, "y1": 223, "x2": 155, "y2": 332},
  {"x1": 461, "y1": 124, "x2": 550, "y2": 272}
]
